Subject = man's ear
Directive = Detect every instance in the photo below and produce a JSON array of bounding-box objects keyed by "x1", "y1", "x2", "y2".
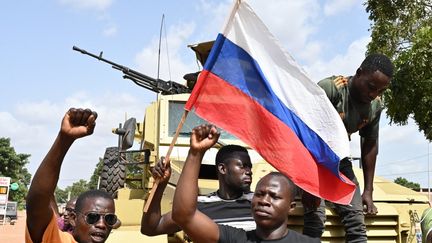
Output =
[
  {"x1": 355, "y1": 67, "x2": 363, "y2": 77},
  {"x1": 217, "y1": 163, "x2": 227, "y2": 175},
  {"x1": 289, "y1": 201, "x2": 296, "y2": 212},
  {"x1": 70, "y1": 212, "x2": 77, "y2": 227}
]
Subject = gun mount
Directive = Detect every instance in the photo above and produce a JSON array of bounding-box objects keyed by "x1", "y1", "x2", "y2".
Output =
[{"x1": 72, "y1": 46, "x2": 191, "y2": 95}]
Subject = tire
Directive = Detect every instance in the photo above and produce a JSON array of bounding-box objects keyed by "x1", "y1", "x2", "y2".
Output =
[{"x1": 99, "y1": 147, "x2": 126, "y2": 198}]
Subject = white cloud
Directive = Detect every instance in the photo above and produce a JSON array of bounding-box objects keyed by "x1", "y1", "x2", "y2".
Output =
[
  {"x1": 102, "y1": 25, "x2": 117, "y2": 37},
  {"x1": 323, "y1": 0, "x2": 359, "y2": 16},
  {"x1": 196, "y1": 0, "x2": 232, "y2": 38},
  {"x1": 188, "y1": 0, "x2": 328, "y2": 81},
  {"x1": 296, "y1": 41, "x2": 324, "y2": 64},
  {"x1": 59, "y1": 0, "x2": 116, "y2": 37},
  {"x1": 15, "y1": 100, "x2": 64, "y2": 124},
  {"x1": 135, "y1": 21, "x2": 197, "y2": 84},
  {"x1": 1, "y1": 91, "x2": 152, "y2": 188},
  {"x1": 343, "y1": 111, "x2": 430, "y2": 186},
  {"x1": 0, "y1": 111, "x2": 50, "y2": 150},
  {"x1": 249, "y1": 0, "x2": 321, "y2": 55},
  {"x1": 304, "y1": 36, "x2": 370, "y2": 81},
  {"x1": 59, "y1": 0, "x2": 113, "y2": 11},
  {"x1": 194, "y1": 0, "x2": 323, "y2": 61},
  {"x1": 380, "y1": 119, "x2": 425, "y2": 146}
]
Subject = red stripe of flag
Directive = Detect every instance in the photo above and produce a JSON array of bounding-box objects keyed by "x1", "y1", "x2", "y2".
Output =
[{"x1": 187, "y1": 70, "x2": 355, "y2": 203}]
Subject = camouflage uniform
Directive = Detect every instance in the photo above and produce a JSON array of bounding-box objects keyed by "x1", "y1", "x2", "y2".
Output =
[{"x1": 303, "y1": 76, "x2": 384, "y2": 243}]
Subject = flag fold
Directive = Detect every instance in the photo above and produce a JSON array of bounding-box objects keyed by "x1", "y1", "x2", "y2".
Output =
[{"x1": 185, "y1": 0, "x2": 355, "y2": 204}]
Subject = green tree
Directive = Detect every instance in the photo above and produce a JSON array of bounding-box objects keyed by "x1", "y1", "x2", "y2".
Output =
[
  {"x1": 88, "y1": 158, "x2": 103, "y2": 190},
  {"x1": 0, "y1": 137, "x2": 32, "y2": 209},
  {"x1": 54, "y1": 157, "x2": 104, "y2": 203},
  {"x1": 366, "y1": 0, "x2": 432, "y2": 139},
  {"x1": 65, "y1": 179, "x2": 89, "y2": 199},
  {"x1": 394, "y1": 177, "x2": 421, "y2": 191},
  {"x1": 54, "y1": 186, "x2": 69, "y2": 204}
]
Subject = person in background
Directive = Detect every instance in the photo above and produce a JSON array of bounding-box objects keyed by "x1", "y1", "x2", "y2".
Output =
[{"x1": 58, "y1": 197, "x2": 78, "y2": 233}]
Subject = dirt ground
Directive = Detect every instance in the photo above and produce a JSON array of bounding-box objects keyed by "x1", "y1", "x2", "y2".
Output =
[{"x1": 0, "y1": 210, "x2": 25, "y2": 243}]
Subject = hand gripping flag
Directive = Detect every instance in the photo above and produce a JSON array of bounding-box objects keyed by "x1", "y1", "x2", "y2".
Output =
[{"x1": 185, "y1": 0, "x2": 355, "y2": 204}]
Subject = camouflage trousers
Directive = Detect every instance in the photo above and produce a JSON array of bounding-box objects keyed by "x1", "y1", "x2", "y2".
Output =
[{"x1": 303, "y1": 159, "x2": 367, "y2": 243}]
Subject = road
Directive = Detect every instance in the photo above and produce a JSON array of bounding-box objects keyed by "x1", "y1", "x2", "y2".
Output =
[{"x1": 0, "y1": 210, "x2": 25, "y2": 243}]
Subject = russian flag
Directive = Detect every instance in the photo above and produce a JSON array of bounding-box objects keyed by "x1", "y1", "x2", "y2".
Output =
[{"x1": 185, "y1": 0, "x2": 355, "y2": 204}]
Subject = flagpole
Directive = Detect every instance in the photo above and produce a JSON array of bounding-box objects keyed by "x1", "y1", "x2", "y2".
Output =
[
  {"x1": 222, "y1": 0, "x2": 241, "y2": 36},
  {"x1": 143, "y1": 110, "x2": 189, "y2": 212}
]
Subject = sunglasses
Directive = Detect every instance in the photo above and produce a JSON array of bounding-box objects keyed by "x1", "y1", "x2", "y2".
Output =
[
  {"x1": 78, "y1": 212, "x2": 117, "y2": 226},
  {"x1": 65, "y1": 207, "x2": 74, "y2": 213}
]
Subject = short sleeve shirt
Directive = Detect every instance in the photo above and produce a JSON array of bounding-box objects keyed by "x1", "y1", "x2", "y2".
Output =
[
  {"x1": 318, "y1": 76, "x2": 383, "y2": 139},
  {"x1": 218, "y1": 224, "x2": 320, "y2": 243},
  {"x1": 25, "y1": 213, "x2": 77, "y2": 243},
  {"x1": 198, "y1": 191, "x2": 256, "y2": 231}
]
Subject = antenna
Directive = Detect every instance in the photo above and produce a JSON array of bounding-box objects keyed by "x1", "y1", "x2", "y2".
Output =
[
  {"x1": 164, "y1": 16, "x2": 172, "y2": 81},
  {"x1": 156, "y1": 14, "x2": 172, "y2": 92},
  {"x1": 157, "y1": 14, "x2": 164, "y2": 81}
]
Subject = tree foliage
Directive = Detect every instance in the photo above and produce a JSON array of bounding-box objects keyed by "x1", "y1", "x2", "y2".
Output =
[
  {"x1": 54, "y1": 180, "x2": 90, "y2": 204},
  {"x1": 366, "y1": 0, "x2": 432, "y2": 139},
  {"x1": 88, "y1": 158, "x2": 103, "y2": 190},
  {"x1": 54, "y1": 158, "x2": 103, "y2": 203},
  {"x1": 394, "y1": 177, "x2": 421, "y2": 191},
  {"x1": 65, "y1": 179, "x2": 89, "y2": 199},
  {"x1": 0, "y1": 138, "x2": 32, "y2": 209},
  {"x1": 54, "y1": 186, "x2": 69, "y2": 204}
]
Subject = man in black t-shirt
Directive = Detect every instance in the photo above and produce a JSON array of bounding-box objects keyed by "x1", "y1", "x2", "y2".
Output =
[{"x1": 171, "y1": 124, "x2": 319, "y2": 243}]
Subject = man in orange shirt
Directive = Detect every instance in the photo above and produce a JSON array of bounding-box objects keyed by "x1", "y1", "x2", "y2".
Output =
[{"x1": 26, "y1": 108, "x2": 117, "y2": 243}]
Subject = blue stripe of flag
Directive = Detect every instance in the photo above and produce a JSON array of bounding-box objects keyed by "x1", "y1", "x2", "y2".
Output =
[{"x1": 204, "y1": 34, "x2": 342, "y2": 178}]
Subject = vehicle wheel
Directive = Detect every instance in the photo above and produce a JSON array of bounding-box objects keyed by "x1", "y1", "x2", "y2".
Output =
[{"x1": 99, "y1": 147, "x2": 126, "y2": 198}]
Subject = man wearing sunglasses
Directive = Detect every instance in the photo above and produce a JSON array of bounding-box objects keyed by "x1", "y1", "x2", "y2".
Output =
[
  {"x1": 26, "y1": 108, "x2": 117, "y2": 243},
  {"x1": 70, "y1": 190, "x2": 117, "y2": 242}
]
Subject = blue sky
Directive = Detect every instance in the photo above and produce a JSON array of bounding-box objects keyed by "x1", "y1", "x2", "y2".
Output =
[{"x1": 1, "y1": 0, "x2": 430, "y2": 189}]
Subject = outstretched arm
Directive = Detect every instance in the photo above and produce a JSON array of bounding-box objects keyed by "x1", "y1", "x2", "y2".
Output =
[
  {"x1": 26, "y1": 108, "x2": 97, "y2": 242},
  {"x1": 172, "y1": 125, "x2": 220, "y2": 243},
  {"x1": 141, "y1": 158, "x2": 181, "y2": 235},
  {"x1": 361, "y1": 137, "x2": 378, "y2": 215}
]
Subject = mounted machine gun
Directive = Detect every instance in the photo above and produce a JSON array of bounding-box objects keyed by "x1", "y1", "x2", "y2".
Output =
[{"x1": 72, "y1": 46, "x2": 191, "y2": 95}]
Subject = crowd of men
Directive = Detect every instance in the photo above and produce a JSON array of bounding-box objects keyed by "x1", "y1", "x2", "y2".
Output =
[{"x1": 25, "y1": 54, "x2": 404, "y2": 243}]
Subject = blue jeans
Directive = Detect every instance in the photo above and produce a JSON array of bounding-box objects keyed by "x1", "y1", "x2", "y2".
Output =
[{"x1": 303, "y1": 160, "x2": 367, "y2": 243}]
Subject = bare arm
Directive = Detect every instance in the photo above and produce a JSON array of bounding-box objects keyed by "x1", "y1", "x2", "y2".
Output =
[
  {"x1": 361, "y1": 137, "x2": 378, "y2": 215},
  {"x1": 50, "y1": 195, "x2": 60, "y2": 218},
  {"x1": 141, "y1": 158, "x2": 181, "y2": 235},
  {"x1": 172, "y1": 125, "x2": 220, "y2": 243},
  {"x1": 26, "y1": 108, "x2": 97, "y2": 242}
]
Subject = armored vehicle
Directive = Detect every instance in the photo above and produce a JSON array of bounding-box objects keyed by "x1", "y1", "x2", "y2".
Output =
[{"x1": 74, "y1": 43, "x2": 430, "y2": 243}]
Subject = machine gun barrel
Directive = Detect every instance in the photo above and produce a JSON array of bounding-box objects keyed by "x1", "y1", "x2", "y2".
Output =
[{"x1": 72, "y1": 46, "x2": 191, "y2": 95}]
